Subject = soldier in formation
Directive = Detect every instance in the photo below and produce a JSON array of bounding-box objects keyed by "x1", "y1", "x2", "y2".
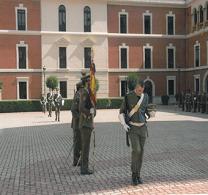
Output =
[
  {"x1": 47, "y1": 89, "x2": 54, "y2": 117},
  {"x1": 54, "y1": 88, "x2": 63, "y2": 122},
  {"x1": 181, "y1": 90, "x2": 208, "y2": 114}
]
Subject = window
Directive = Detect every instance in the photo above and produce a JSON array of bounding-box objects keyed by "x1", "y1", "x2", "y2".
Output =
[
  {"x1": 84, "y1": 47, "x2": 91, "y2": 68},
  {"x1": 119, "y1": 13, "x2": 127, "y2": 33},
  {"x1": 120, "y1": 80, "x2": 128, "y2": 97},
  {"x1": 18, "y1": 46, "x2": 27, "y2": 69},
  {"x1": 167, "y1": 46, "x2": 175, "y2": 69},
  {"x1": 167, "y1": 15, "x2": 175, "y2": 35},
  {"x1": 195, "y1": 77, "x2": 200, "y2": 93},
  {"x1": 199, "y1": 6, "x2": 204, "y2": 23},
  {"x1": 17, "y1": 9, "x2": 26, "y2": 30},
  {"x1": 194, "y1": 43, "x2": 200, "y2": 67},
  {"x1": 144, "y1": 46, "x2": 152, "y2": 69},
  {"x1": 120, "y1": 47, "x2": 128, "y2": 69},
  {"x1": 59, "y1": 5, "x2": 66, "y2": 31},
  {"x1": 84, "y1": 6, "x2": 91, "y2": 32},
  {"x1": 60, "y1": 81, "x2": 67, "y2": 98},
  {"x1": 193, "y1": 9, "x2": 197, "y2": 26},
  {"x1": 143, "y1": 13, "x2": 151, "y2": 34},
  {"x1": 59, "y1": 47, "x2": 67, "y2": 68},
  {"x1": 18, "y1": 81, "x2": 27, "y2": 99},
  {"x1": 206, "y1": 3, "x2": 208, "y2": 21},
  {"x1": 167, "y1": 77, "x2": 176, "y2": 96}
]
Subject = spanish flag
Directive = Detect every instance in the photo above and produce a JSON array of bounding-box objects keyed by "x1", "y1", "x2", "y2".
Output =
[{"x1": 90, "y1": 62, "x2": 97, "y2": 106}]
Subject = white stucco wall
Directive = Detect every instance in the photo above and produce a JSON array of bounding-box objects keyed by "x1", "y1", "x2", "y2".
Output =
[{"x1": 41, "y1": 0, "x2": 108, "y2": 33}]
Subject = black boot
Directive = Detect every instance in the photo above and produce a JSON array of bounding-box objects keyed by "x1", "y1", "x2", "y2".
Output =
[
  {"x1": 132, "y1": 174, "x2": 138, "y2": 186},
  {"x1": 81, "y1": 169, "x2": 93, "y2": 175},
  {"x1": 137, "y1": 177, "x2": 143, "y2": 184}
]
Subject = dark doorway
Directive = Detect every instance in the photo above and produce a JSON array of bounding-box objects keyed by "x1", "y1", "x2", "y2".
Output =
[
  {"x1": 206, "y1": 77, "x2": 208, "y2": 93},
  {"x1": 144, "y1": 80, "x2": 153, "y2": 103}
]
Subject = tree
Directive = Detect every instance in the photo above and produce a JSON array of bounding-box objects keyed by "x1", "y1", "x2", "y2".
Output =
[
  {"x1": 46, "y1": 76, "x2": 58, "y2": 90},
  {"x1": 127, "y1": 73, "x2": 139, "y2": 91}
]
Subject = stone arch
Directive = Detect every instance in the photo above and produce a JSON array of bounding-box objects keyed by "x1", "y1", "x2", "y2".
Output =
[
  {"x1": 203, "y1": 70, "x2": 208, "y2": 93},
  {"x1": 144, "y1": 77, "x2": 155, "y2": 103}
]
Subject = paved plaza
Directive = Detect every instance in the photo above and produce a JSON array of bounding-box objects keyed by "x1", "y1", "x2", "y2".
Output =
[{"x1": 0, "y1": 107, "x2": 208, "y2": 194}]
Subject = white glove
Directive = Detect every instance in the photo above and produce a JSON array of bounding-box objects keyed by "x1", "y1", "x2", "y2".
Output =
[
  {"x1": 118, "y1": 113, "x2": 130, "y2": 132},
  {"x1": 90, "y1": 108, "x2": 95, "y2": 115}
]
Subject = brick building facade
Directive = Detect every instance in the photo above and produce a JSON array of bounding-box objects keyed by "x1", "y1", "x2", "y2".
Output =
[{"x1": 0, "y1": 0, "x2": 208, "y2": 103}]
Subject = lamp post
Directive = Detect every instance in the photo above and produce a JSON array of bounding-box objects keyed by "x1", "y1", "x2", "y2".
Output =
[
  {"x1": 43, "y1": 65, "x2": 46, "y2": 97},
  {"x1": 177, "y1": 66, "x2": 181, "y2": 94}
]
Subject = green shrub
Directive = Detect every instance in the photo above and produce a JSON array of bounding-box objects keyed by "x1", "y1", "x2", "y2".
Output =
[
  {"x1": 46, "y1": 76, "x2": 58, "y2": 90},
  {"x1": 0, "y1": 98, "x2": 123, "y2": 113}
]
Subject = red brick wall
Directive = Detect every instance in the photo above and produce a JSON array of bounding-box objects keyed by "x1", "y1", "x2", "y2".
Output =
[
  {"x1": 0, "y1": 0, "x2": 40, "y2": 30},
  {"x1": 108, "y1": 38, "x2": 186, "y2": 69},
  {"x1": 108, "y1": 5, "x2": 186, "y2": 35},
  {"x1": 0, "y1": 73, "x2": 42, "y2": 100},
  {"x1": 0, "y1": 35, "x2": 41, "y2": 69}
]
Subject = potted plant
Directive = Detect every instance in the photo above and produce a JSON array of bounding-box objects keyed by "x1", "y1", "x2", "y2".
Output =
[
  {"x1": 161, "y1": 95, "x2": 169, "y2": 105},
  {"x1": 46, "y1": 76, "x2": 58, "y2": 90}
]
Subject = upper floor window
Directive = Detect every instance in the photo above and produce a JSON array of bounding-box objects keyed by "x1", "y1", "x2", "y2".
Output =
[
  {"x1": 59, "y1": 5, "x2": 66, "y2": 31},
  {"x1": 144, "y1": 44, "x2": 153, "y2": 69},
  {"x1": 16, "y1": 5, "x2": 27, "y2": 31},
  {"x1": 167, "y1": 13, "x2": 175, "y2": 35},
  {"x1": 17, "y1": 41, "x2": 28, "y2": 69},
  {"x1": 143, "y1": 12, "x2": 152, "y2": 34},
  {"x1": 84, "y1": 6, "x2": 91, "y2": 32},
  {"x1": 119, "y1": 12, "x2": 128, "y2": 33},
  {"x1": 59, "y1": 47, "x2": 67, "y2": 68},
  {"x1": 119, "y1": 46, "x2": 128, "y2": 69},
  {"x1": 167, "y1": 44, "x2": 175, "y2": 69},
  {"x1": 84, "y1": 47, "x2": 92, "y2": 68},
  {"x1": 194, "y1": 42, "x2": 200, "y2": 67},
  {"x1": 199, "y1": 6, "x2": 204, "y2": 23},
  {"x1": 193, "y1": 8, "x2": 198, "y2": 26}
]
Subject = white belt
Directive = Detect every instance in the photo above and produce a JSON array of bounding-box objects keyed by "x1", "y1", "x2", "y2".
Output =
[{"x1": 129, "y1": 121, "x2": 145, "y2": 127}]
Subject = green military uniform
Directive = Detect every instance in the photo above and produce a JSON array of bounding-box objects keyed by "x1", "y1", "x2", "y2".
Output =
[
  {"x1": 201, "y1": 93, "x2": 206, "y2": 113},
  {"x1": 71, "y1": 82, "x2": 83, "y2": 166},
  {"x1": 47, "y1": 91, "x2": 53, "y2": 117},
  {"x1": 40, "y1": 95, "x2": 47, "y2": 113},
  {"x1": 54, "y1": 90, "x2": 63, "y2": 122},
  {"x1": 120, "y1": 91, "x2": 149, "y2": 179},
  {"x1": 79, "y1": 86, "x2": 95, "y2": 174}
]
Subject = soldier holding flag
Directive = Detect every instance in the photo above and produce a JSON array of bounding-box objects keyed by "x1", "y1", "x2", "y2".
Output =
[{"x1": 78, "y1": 58, "x2": 97, "y2": 175}]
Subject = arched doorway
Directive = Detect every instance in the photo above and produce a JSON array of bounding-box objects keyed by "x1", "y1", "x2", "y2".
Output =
[
  {"x1": 144, "y1": 80, "x2": 153, "y2": 103},
  {"x1": 203, "y1": 70, "x2": 208, "y2": 93}
]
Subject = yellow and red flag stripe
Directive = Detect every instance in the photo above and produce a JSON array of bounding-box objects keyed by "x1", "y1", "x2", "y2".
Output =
[{"x1": 89, "y1": 62, "x2": 97, "y2": 106}]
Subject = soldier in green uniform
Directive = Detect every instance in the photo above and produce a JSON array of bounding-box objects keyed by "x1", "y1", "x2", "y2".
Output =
[
  {"x1": 197, "y1": 93, "x2": 201, "y2": 112},
  {"x1": 54, "y1": 88, "x2": 63, "y2": 122},
  {"x1": 47, "y1": 89, "x2": 53, "y2": 117},
  {"x1": 119, "y1": 80, "x2": 149, "y2": 185},
  {"x1": 206, "y1": 93, "x2": 208, "y2": 114},
  {"x1": 40, "y1": 94, "x2": 47, "y2": 114},
  {"x1": 201, "y1": 92, "x2": 206, "y2": 113},
  {"x1": 192, "y1": 92, "x2": 197, "y2": 113},
  {"x1": 79, "y1": 75, "x2": 96, "y2": 175},
  {"x1": 71, "y1": 81, "x2": 83, "y2": 166}
]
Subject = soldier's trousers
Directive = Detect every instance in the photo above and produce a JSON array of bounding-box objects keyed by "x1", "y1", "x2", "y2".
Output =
[
  {"x1": 80, "y1": 127, "x2": 92, "y2": 172},
  {"x1": 55, "y1": 106, "x2": 60, "y2": 121},
  {"x1": 129, "y1": 124, "x2": 147, "y2": 177},
  {"x1": 48, "y1": 103, "x2": 52, "y2": 117},
  {"x1": 73, "y1": 128, "x2": 81, "y2": 164}
]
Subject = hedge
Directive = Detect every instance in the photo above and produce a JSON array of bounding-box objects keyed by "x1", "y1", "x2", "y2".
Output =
[{"x1": 0, "y1": 98, "x2": 123, "y2": 113}]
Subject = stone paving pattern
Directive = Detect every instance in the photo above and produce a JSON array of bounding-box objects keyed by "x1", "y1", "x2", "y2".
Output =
[{"x1": 0, "y1": 108, "x2": 208, "y2": 194}]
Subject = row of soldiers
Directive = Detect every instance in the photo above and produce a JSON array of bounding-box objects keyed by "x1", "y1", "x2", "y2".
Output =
[
  {"x1": 177, "y1": 91, "x2": 208, "y2": 113},
  {"x1": 40, "y1": 88, "x2": 63, "y2": 121}
]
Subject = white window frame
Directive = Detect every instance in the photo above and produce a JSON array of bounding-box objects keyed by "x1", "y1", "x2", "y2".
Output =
[
  {"x1": 143, "y1": 43, "x2": 153, "y2": 69},
  {"x1": 166, "y1": 76, "x2": 176, "y2": 96},
  {"x1": 166, "y1": 12, "x2": 175, "y2": 35},
  {"x1": 119, "y1": 76, "x2": 128, "y2": 97},
  {"x1": 16, "y1": 41, "x2": 28, "y2": 69},
  {"x1": 166, "y1": 43, "x2": 176, "y2": 69},
  {"x1": 119, "y1": 43, "x2": 129, "y2": 69},
  {"x1": 194, "y1": 74, "x2": 200, "y2": 93},
  {"x1": 58, "y1": 79, "x2": 68, "y2": 98},
  {"x1": 119, "y1": 10, "x2": 128, "y2": 33},
  {"x1": 17, "y1": 77, "x2": 29, "y2": 100},
  {"x1": 143, "y1": 11, "x2": 152, "y2": 34},
  {"x1": 15, "y1": 4, "x2": 27, "y2": 31},
  {"x1": 58, "y1": 47, "x2": 68, "y2": 69},
  {"x1": 194, "y1": 41, "x2": 200, "y2": 67}
]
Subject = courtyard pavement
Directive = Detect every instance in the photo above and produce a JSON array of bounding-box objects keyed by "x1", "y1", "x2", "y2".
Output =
[{"x1": 0, "y1": 106, "x2": 208, "y2": 194}]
